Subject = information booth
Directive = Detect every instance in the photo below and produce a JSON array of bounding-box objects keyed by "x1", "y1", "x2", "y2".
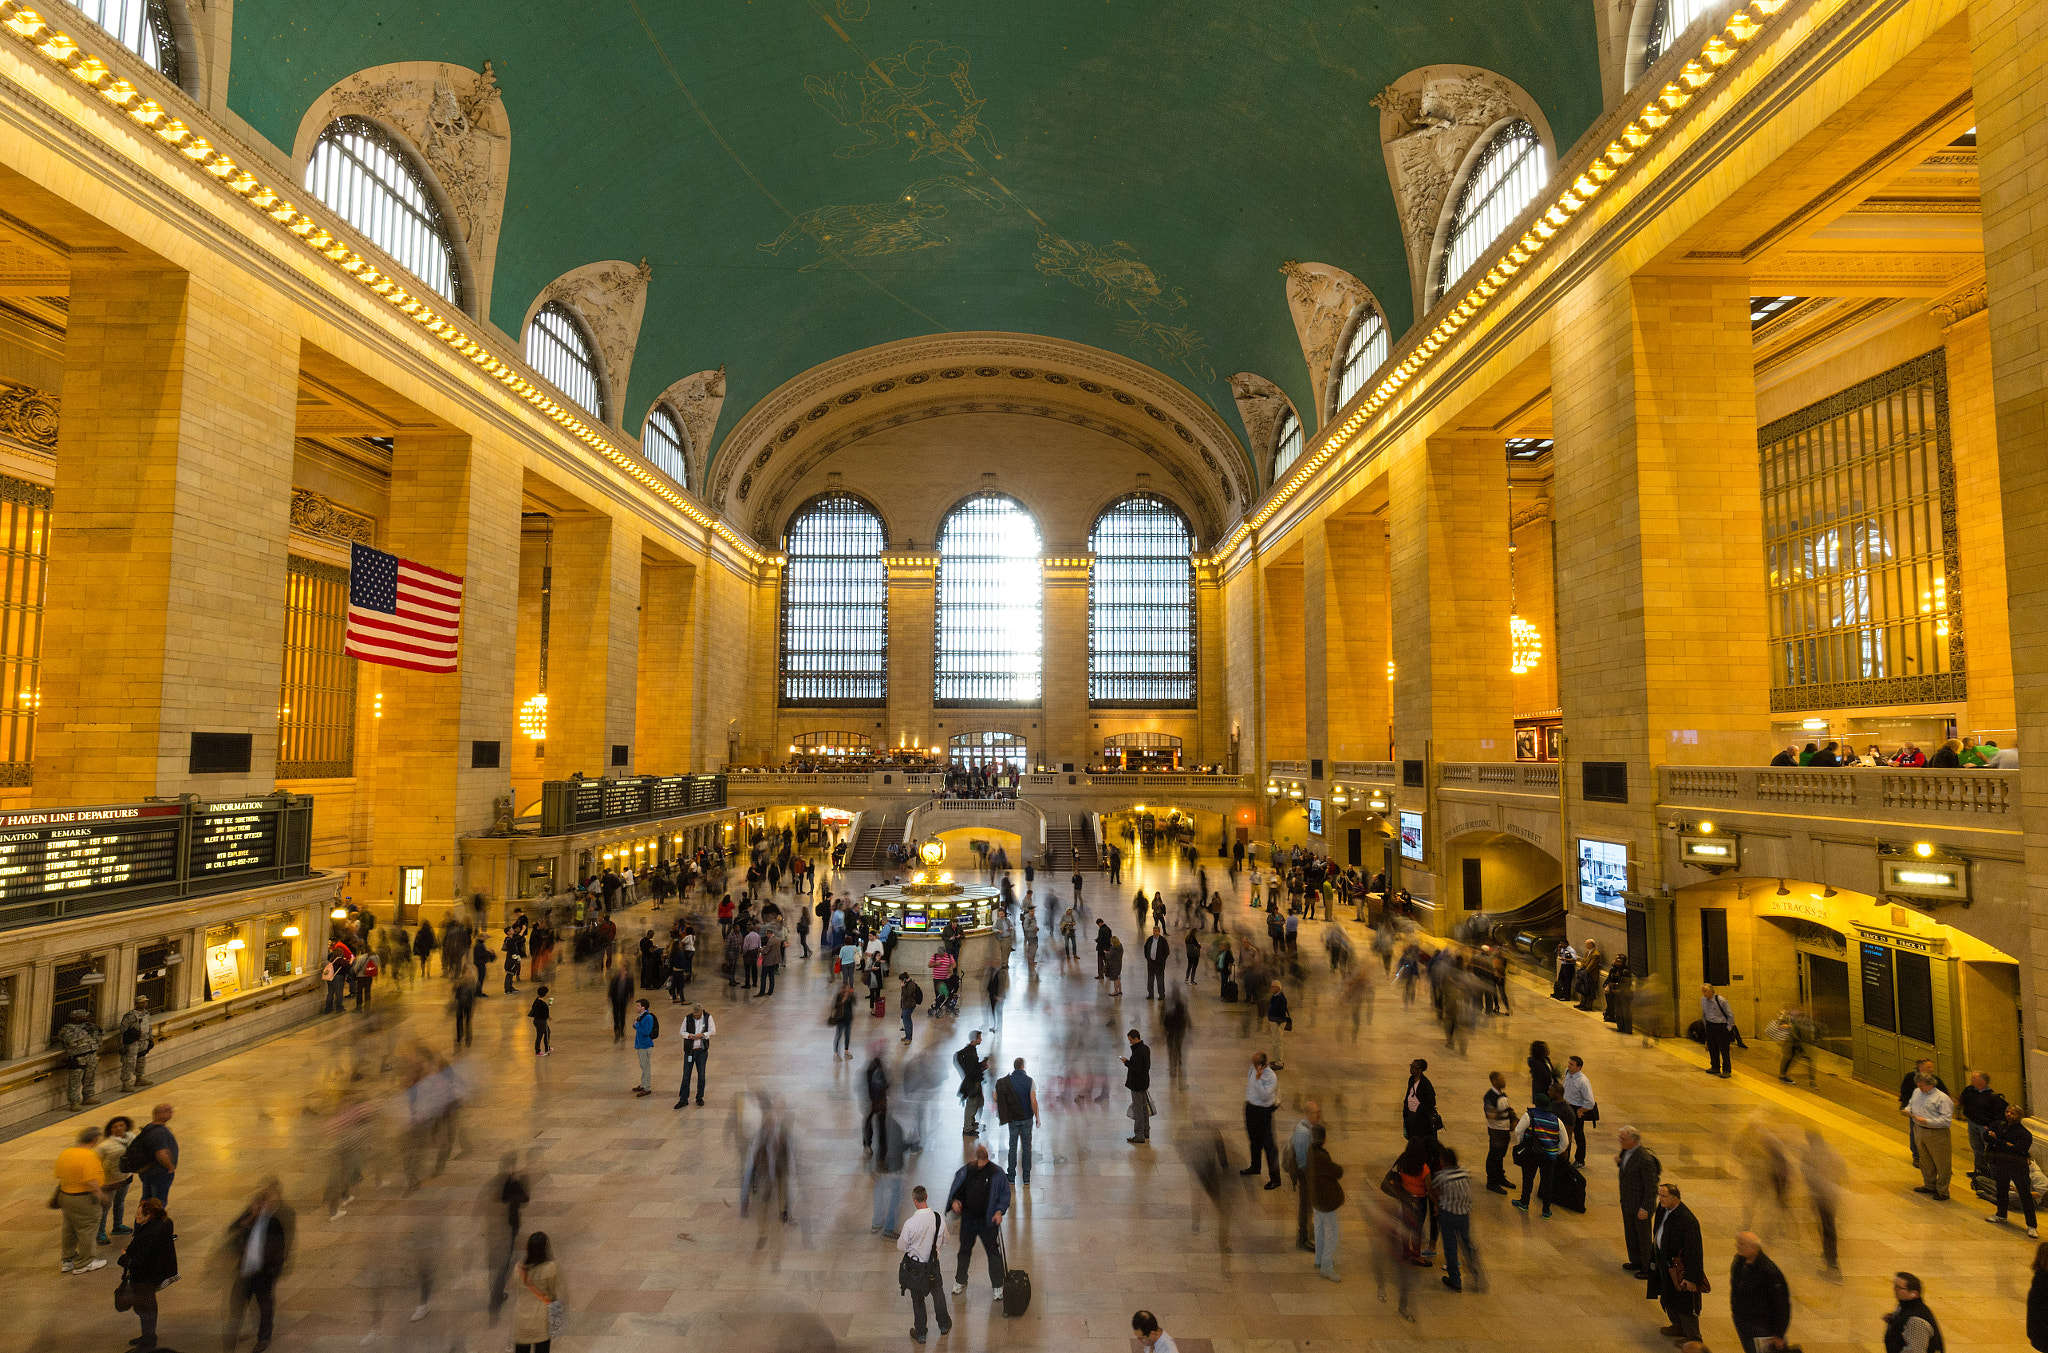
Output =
[{"x1": 860, "y1": 839, "x2": 1001, "y2": 978}]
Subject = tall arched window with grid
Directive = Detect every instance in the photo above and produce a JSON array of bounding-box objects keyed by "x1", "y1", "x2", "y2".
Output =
[
  {"x1": 1642, "y1": 0, "x2": 1716, "y2": 70},
  {"x1": 1271, "y1": 409, "x2": 1305, "y2": 480},
  {"x1": 304, "y1": 116, "x2": 462, "y2": 308},
  {"x1": 67, "y1": 0, "x2": 179, "y2": 81},
  {"x1": 1329, "y1": 305, "x2": 1389, "y2": 418},
  {"x1": 1436, "y1": 119, "x2": 1547, "y2": 307},
  {"x1": 936, "y1": 494, "x2": 1042, "y2": 706},
  {"x1": 779, "y1": 493, "x2": 888, "y2": 706},
  {"x1": 642, "y1": 405, "x2": 690, "y2": 489},
  {"x1": 525, "y1": 302, "x2": 604, "y2": 421},
  {"x1": 1089, "y1": 495, "x2": 1195, "y2": 706}
]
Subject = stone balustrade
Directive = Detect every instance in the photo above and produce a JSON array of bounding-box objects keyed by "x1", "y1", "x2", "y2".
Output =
[
  {"x1": 1437, "y1": 762, "x2": 1562, "y2": 793},
  {"x1": 1659, "y1": 766, "x2": 2018, "y2": 827}
]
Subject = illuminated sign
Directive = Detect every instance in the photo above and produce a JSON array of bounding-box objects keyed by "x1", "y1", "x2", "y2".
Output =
[
  {"x1": 1307, "y1": 799, "x2": 1323, "y2": 836},
  {"x1": 1578, "y1": 839, "x2": 1628, "y2": 913},
  {"x1": 1398, "y1": 811, "x2": 1424, "y2": 862},
  {"x1": 1881, "y1": 853, "x2": 1969, "y2": 905}
]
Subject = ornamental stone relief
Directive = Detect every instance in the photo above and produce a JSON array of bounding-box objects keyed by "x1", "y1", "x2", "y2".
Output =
[
  {"x1": 1226, "y1": 373, "x2": 1291, "y2": 486},
  {"x1": 1278, "y1": 261, "x2": 1372, "y2": 425},
  {"x1": 0, "y1": 380, "x2": 58, "y2": 452},
  {"x1": 289, "y1": 488, "x2": 376, "y2": 545},
  {"x1": 649, "y1": 368, "x2": 727, "y2": 488},
  {"x1": 531, "y1": 260, "x2": 653, "y2": 428},
  {"x1": 296, "y1": 62, "x2": 511, "y2": 320},
  {"x1": 1372, "y1": 67, "x2": 1539, "y2": 316}
]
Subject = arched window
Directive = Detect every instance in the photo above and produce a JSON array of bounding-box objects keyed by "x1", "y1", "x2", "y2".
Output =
[
  {"x1": 1271, "y1": 409, "x2": 1305, "y2": 480},
  {"x1": 69, "y1": 0, "x2": 179, "y2": 81},
  {"x1": 780, "y1": 493, "x2": 888, "y2": 706},
  {"x1": 304, "y1": 117, "x2": 461, "y2": 307},
  {"x1": 1436, "y1": 119, "x2": 1547, "y2": 306},
  {"x1": 1642, "y1": 0, "x2": 1715, "y2": 70},
  {"x1": 526, "y1": 302, "x2": 603, "y2": 421},
  {"x1": 642, "y1": 405, "x2": 690, "y2": 488},
  {"x1": 949, "y1": 730, "x2": 1029, "y2": 772},
  {"x1": 1329, "y1": 305, "x2": 1389, "y2": 417},
  {"x1": 1089, "y1": 495, "x2": 1195, "y2": 706},
  {"x1": 936, "y1": 494, "x2": 1042, "y2": 706}
]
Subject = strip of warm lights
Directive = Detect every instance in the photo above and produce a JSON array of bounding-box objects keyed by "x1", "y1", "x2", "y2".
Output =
[
  {"x1": 1206, "y1": 0, "x2": 1790, "y2": 564},
  {"x1": 0, "y1": 0, "x2": 765, "y2": 564}
]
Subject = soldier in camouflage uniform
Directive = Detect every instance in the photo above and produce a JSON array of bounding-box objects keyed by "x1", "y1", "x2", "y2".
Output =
[
  {"x1": 119, "y1": 996, "x2": 154, "y2": 1092},
  {"x1": 58, "y1": 1008, "x2": 103, "y2": 1109}
]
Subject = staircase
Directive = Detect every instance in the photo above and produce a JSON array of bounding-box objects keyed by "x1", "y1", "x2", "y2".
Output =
[
  {"x1": 848, "y1": 812, "x2": 906, "y2": 870},
  {"x1": 1043, "y1": 824, "x2": 1074, "y2": 869},
  {"x1": 1069, "y1": 815, "x2": 1101, "y2": 870}
]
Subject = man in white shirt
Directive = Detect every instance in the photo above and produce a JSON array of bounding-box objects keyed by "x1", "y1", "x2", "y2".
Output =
[
  {"x1": 897, "y1": 1185, "x2": 951, "y2": 1343},
  {"x1": 1700, "y1": 984, "x2": 1737, "y2": 1078},
  {"x1": 1905, "y1": 1074, "x2": 1956, "y2": 1201},
  {"x1": 675, "y1": 1004, "x2": 714, "y2": 1108},
  {"x1": 1240, "y1": 1052, "x2": 1282, "y2": 1188},
  {"x1": 1132, "y1": 1309, "x2": 1180, "y2": 1353},
  {"x1": 1561, "y1": 1056, "x2": 1597, "y2": 1167}
]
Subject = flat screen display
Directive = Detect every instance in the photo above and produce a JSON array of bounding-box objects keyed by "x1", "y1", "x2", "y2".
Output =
[
  {"x1": 1578, "y1": 838, "x2": 1628, "y2": 912},
  {"x1": 1307, "y1": 798, "x2": 1323, "y2": 836},
  {"x1": 1398, "y1": 810, "x2": 1424, "y2": 861}
]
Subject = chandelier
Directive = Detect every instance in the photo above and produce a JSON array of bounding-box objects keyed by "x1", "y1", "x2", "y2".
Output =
[
  {"x1": 1510, "y1": 613, "x2": 1543, "y2": 674},
  {"x1": 519, "y1": 693, "x2": 548, "y2": 740}
]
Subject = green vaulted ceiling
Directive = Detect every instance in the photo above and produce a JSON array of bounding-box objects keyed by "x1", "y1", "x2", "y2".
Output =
[{"x1": 226, "y1": 0, "x2": 1601, "y2": 476}]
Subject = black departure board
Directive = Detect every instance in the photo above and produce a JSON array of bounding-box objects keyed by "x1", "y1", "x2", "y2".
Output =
[
  {"x1": 188, "y1": 801, "x2": 280, "y2": 876},
  {"x1": 0, "y1": 805, "x2": 185, "y2": 905},
  {"x1": 541, "y1": 775, "x2": 726, "y2": 835},
  {"x1": 1861, "y1": 940, "x2": 1896, "y2": 1033}
]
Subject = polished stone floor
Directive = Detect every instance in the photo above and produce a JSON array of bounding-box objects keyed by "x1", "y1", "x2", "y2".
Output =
[{"x1": 1, "y1": 846, "x2": 2034, "y2": 1353}]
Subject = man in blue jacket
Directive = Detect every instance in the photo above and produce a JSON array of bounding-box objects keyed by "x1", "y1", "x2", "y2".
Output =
[
  {"x1": 632, "y1": 999, "x2": 657, "y2": 1097},
  {"x1": 945, "y1": 1141, "x2": 1011, "y2": 1301}
]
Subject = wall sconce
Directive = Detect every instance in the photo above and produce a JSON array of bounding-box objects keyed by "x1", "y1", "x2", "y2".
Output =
[
  {"x1": 282, "y1": 924, "x2": 300, "y2": 937},
  {"x1": 227, "y1": 936, "x2": 246, "y2": 950},
  {"x1": 330, "y1": 906, "x2": 347, "y2": 919},
  {"x1": 1288, "y1": 782, "x2": 1304, "y2": 800},
  {"x1": 1266, "y1": 780, "x2": 1280, "y2": 797}
]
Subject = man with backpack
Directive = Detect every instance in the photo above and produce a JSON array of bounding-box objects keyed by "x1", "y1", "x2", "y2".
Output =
[
  {"x1": 632, "y1": 999, "x2": 658, "y2": 1097},
  {"x1": 899, "y1": 972, "x2": 923, "y2": 1043},
  {"x1": 994, "y1": 1057, "x2": 1039, "y2": 1185},
  {"x1": 1511, "y1": 1092, "x2": 1567, "y2": 1219}
]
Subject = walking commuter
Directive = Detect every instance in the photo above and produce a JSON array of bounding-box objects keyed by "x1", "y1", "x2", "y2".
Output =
[
  {"x1": 1132, "y1": 1310, "x2": 1180, "y2": 1353},
  {"x1": 529, "y1": 986, "x2": 553, "y2": 1055},
  {"x1": 1240, "y1": 1051, "x2": 1282, "y2": 1188},
  {"x1": 1647, "y1": 1183, "x2": 1706, "y2": 1344},
  {"x1": 946, "y1": 1142, "x2": 1011, "y2": 1300},
  {"x1": 95, "y1": 1114, "x2": 135, "y2": 1244},
  {"x1": 453, "y1": 971, "x2": 479, "y2": 1048},
  {"x1": 1729, "y1": 1231, "x2": 1792, "y2": 1353},
  {"x1": 1122, "y1": 1028, "x2": 1153, "y2": 1144},
  {"x1": 1288, "y1": 1101, "x2": 1325, "y2": 1250},
  {"x1": 675, "y1": 1003, "x2": 714, "y2": 1107},
  {"x1": 54, "y1": 1125, "x2": 109, "y2": 1273},
  {"x1": 897, "y1": 1187, "x2": 952, "y2": 1342},
  {"x1": 995, "y1": 1057, "x2": 1039, "y2": 1184},
  {"x1": 223, "y1": 1178, "x2": 294, "y2": 1353},
  {"x1": 1144, "y1": 926, "x2": 1170, "y2": 998},
  {"x1": 632, "y1": 999, "x2": 657, "y2": 1097},
  {"x1": 1184, "y1": 928, "x2": 1202, "y2": 983},
  {"x1": 831, "y1": 983, "x2": 856, "y2": 1060},
  {"x1": 870, "y1": 1111, "x2": 911, "y2": 1236},
  {"x1": 119, "y1": 1196, "x2": 177, "y2": 1349},
  {"x1": 955, "y1": 1030, "x2": 988, "y2": 1138},
  {"x1": 1985, "y1": 1103, "x2": 2039, "y2": 1235},
  {"x1": 1266, "y1": 981, "x2": 1290, "y2": 1068}
]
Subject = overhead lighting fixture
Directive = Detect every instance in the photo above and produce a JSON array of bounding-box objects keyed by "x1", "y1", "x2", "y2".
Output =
[{"x1": 282, "y1": 924, "x2": 300, "y2": 937}]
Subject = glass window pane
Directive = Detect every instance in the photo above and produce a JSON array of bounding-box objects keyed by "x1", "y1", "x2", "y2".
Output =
[
  {"x1": 936, "y1": 495, "x2": 1042, "y2": 706},
  {"x1": 304, "y1": 117, "x2": 460, "y2": 307},
  {"x1": 1089, "y1": 495, "x2": 1194, "y2": 706},
  {"x1": 1437, "y1": 120, "x2": 1546, "y2": 306},
  {"x1": 525, "y1": 303, "x2": 603, "y2": 421},
  {"x1": 642, "y1": 407, "x2": 690, "y2": 489},
  {"x1": 779, "y1": 495, "x2": 888, "y2": 705}
]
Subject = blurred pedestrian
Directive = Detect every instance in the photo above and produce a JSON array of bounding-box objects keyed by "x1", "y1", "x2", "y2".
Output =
[
  {"x1": 1729, "y1": 1231, "x2": 1791, "y2": 1353},
  {"x1": 870, "y1": 1111, "x2": 912, "y2": 1235},
  {"x1": 53, "y1": 1125, "x2": 109, "y2": 1273},
  {"x1": 1802, "y1": 1127, "x2": 1844, "y2": 1273},
  {"x1": 118, "y1": 1195, "x2": 177, "y2": 1350},
  {"x1": 1307, "y1": 1123, "x2": 1345, "y2": 1281},
  {"x1": 95, "y1": 1114, "x2": 135, "y2": 1244},
  {"x1": 1266, "y1": 981, "x2": 1290, "y2": 1068},
  {"x1": 1618, "y1": 1126, "x2": 1662, "y2": 1275},
  {"x1": 223, "y1": 1178, "x2": 294, "y2": 1353},
  {"x1": 1432, "y1": 1144, "x2": 1478, "y2": 1292},
  {"x1": 2027, "y1": 1244, "x2": 2048, "y2": 1352}
]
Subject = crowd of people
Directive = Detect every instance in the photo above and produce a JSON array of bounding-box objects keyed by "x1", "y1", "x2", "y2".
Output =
[
  {"x1": 37, "y1": 823, "x2": 2048, "y2": 1353},
  {"x1": 1769, "y1": 736, "x2": 2018, "y2": 768}
]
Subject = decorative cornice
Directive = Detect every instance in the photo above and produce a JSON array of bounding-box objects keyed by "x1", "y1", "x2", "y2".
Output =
[
  {"x1": 289, "y1": 488, "x2": 375, "y2": 545},
  {"x1": 0, "y1": 379, "x2": 58, "y2": 451},
  {"x1": 0, "y1": 0, "x2": 763, "y2": 563},
  {"x1": 1929, "y1": 279, "x2": 1988, "y2": 328}
]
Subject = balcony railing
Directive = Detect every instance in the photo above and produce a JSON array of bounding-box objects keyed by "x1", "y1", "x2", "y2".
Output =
[
  {"x1": 1438, "y1": 762, "x2": 1561, "y2": 792},
  {"x1": 1659, "y1": 766, "x2": 2018, "y2": 828},
  {"x1": 727, "y1": 770, "x2": 1253, "y2": 795},
  {"x1": 1331, "y1": 762, "x2": 1398, "y2": 781}
]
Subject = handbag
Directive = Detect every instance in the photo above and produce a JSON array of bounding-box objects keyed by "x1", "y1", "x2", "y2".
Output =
[
  {"x1": 522, "y1": 1269, "x2": 566, "y2": 1339},
  {"x1": 114, "y1": 1281, "x2": 136, "y2": 1313}
]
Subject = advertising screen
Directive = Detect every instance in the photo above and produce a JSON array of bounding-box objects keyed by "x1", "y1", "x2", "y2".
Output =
[
  {"x1": 1398, "y1": 810, "x2": 1424, "y2": 861},
  {"x1": 1577, "y1": 838, "x2": 1629, "y2": 912},
  {"x1": 1307, "y1": 798, "x2": 1323, "y2": 836}
]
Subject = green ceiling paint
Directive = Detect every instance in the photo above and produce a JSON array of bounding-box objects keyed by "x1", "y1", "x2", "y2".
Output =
[{"x1": 226, "y1": 1, "x2": 1598, "y2": 473}]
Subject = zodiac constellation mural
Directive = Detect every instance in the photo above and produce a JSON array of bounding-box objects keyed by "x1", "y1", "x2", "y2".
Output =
[
  {"x1": 758, "y1": 175, "x2": 1003, "y2": 271},
  {"x1": 803, "y1": 41, "x2": 999, "y2": 166}
]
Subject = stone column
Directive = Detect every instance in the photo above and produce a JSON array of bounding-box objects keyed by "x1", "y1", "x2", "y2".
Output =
[
  {"x1": 636, "y1": 560, "x2": 698, "y2": 773},
  {"x1": 362, "y1": 430, "x2": 521, "y2": 912},
  {"x1": 1550, "y1": 269, "x2": 1771, "y2": 950},
  {"x1": 1322, "y1": 514, "x2": 1389, "y2": 765},
  {"x1": 1968, "y1": 0, "x2": 2048, "y2": 1104},
  {"x1": 37, "y1": 263, "x2": 299, "y2": 803},
  {"x1": 1041, "y1": 552, "x2": 1093, "y2": 770},
  {"x1": 547, "y1": 513, "x2": 641, "y2": 777},
  {"x1": 1262, "y1": 557, "x2": 1306, "y2": 762},
  {"x1": 882, "y1": 551, "x2": 938, "y2": 757}
]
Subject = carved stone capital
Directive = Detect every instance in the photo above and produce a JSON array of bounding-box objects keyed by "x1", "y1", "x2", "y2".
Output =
[
  {"x1": 0, "y1": 381, "x2": 58, "y2": 452},
  {"x1": 1929, "y1": 278, "x2": 1988, "y2": 328},
  {"x1": 290, "y1": 488, "x2": 377, "y2": 545}
]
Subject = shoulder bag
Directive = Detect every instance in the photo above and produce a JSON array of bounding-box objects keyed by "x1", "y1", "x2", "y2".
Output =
[{"x1": 522, "y1": 1267, "x2": 566, "y2": 1339}]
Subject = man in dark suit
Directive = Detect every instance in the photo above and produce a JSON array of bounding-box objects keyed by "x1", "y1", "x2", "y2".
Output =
[
  {"x1": 1617, "y1": 1126, "x2": 1662, "y2": 1275},
  {"x1": 1728, "y1": 1231, "x2": 1792, "y2": 1353},
  {"x1": 1647, "y1": 1182, "x2": 1706, "y2": 1344},
  {"x1": 1121, "y1": 1029, "x2": 1153, "y2": 1144},
  {"x1": 1143, "y1": 927, "x2": 1171, "y2": 999},
  {"x1": 1402, "y1": 1059, "x2": 1439, "y2": 1141}
]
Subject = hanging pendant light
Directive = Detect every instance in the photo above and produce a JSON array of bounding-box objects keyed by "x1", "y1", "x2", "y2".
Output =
[{"x1": 1507, "y1": 481, "x2": 1542, "y2": 675}]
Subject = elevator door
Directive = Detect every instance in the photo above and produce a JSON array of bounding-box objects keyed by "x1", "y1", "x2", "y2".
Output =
[{"x1": 1801, "y1": 952, "x2": 1854, "y2": 1059}]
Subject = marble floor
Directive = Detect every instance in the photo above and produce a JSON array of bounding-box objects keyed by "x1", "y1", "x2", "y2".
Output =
[{"x1": 1, "y1": 846, "x2": 2033, "y2": 1353}]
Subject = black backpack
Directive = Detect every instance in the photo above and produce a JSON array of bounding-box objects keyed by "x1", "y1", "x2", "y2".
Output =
[
  {"x1": 119, "y1": 1132, "x2": 156, "y2": 1175},
  {"x1": 905, "y1": 981, "x2": 924, "y2": 1009},
  {"x1": 646, "y1": 1012, "x2": 660, "y2": 1038}
]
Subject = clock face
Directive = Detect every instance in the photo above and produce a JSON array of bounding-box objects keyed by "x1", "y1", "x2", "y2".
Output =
[{"x1": 919, "y1": 840, "x2": 946, "y2": 866}]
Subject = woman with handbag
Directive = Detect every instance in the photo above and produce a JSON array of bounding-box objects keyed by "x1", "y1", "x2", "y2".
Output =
[
  {"x1": 515, "y1": 1230, "x2": 564, "y2": 1353},
  {"x1": 117, "y1": 1195, "x2": 177, "y2": 1350}
]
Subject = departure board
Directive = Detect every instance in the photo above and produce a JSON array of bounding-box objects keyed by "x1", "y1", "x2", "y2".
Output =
[
  {"x1": 0, "y1": 805, "x2": 184, "y2": 905},
  {"x1": 188, "y1": 801, "x2": 280, "y2": 876},
  {"x1": 541, "y1": 775, "x2": 726, "y2": 835}
]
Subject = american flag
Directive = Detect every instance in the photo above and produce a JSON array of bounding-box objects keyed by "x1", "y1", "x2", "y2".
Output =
[{"x1": 345, "y1": 541, "x2": 464, "y2": 673}]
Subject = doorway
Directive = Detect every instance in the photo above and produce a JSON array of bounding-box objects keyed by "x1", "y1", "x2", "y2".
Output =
[{"x1": 1800, "y1": 951, "x2": 1853, "y2": 1060}]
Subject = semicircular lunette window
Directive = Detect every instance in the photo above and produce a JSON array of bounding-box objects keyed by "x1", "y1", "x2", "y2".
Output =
[
  {"x1": 304, "y1": 116, "x2": 461, "y2": 308},
  {"x1": 1271, "y1": 409, "x2": 1305, "y2": 480},
  {"x1": 525, "y1": 302, "x2": 603, "y2": 421},
  {"x1": 1436, "y1": 119, "x2": 1547, "y2": 307},
  {"x1": 1089, "y1": 495, "x2": 1195, "y2": 707},
  {"x1": 69, "y1": 0, "x2": 179, "y2": 80},
  {"x1": 1331, "y1": 306, "x2": 1389, "y2": 416},
  {"x1": 936, "y1": 494, "x2": 1042, "y2": 707},
  {"x1": 642, "y1": 405, "x2": 690, "y2": 489},
  {"x1": 1643, "y1": 0, "x2": 1716, "y2": 70},
  {"x1": 780, "y1": 493, "x2": 888, "y2": 706}
]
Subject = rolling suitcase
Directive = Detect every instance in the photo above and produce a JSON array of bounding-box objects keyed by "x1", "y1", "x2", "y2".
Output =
[
  {"x1": 1221, "y1": 978, "x2": 1239, "y2": 1003},
  {"x1": 997, "y1": 1235, "x2": 1031, "y2": 1318},
  {"x1": 1543, "y1": 1158, "x2": 1588, "y2": 1213},
  {"x1": 870, "y1": 992, "x2": 886, "y2": 1018}
]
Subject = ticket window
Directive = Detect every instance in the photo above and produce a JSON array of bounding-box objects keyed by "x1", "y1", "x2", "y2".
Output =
[
  {"x1": 202, "y1": 924, "x2": 248, "y2": 1002},
  {"x1": 49, "y1": 954, "x2": 106, "y2": 1046},
  {"x1": 135, "y1": 939, "x2": 180, "y2": 1012},
  {"x1": 519, "y1": 858, "x2": 556, "y2": 899},
  {"x1": 262, "y1": 915, "x2": 302, "y2": 981}
]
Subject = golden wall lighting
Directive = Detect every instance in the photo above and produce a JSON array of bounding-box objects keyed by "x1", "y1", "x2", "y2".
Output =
[
  {"x1": 330, "y1": 906, "x2": 347, "y2": 919},
  {"x1": 372, "y1": 692, "x2": 384, "y2": 719},
  {"x1": 1266, "y1": 779, "x2": 1280, "y2": 797},
  {"x1": 1288, "y1": 781, "x2": 1304, "y2": 800},
  {"x1": 519, "y1": 693, "x2": 548, "y2": 740},
  {"x1": 281, "y1": 924, "x2": 300, "y2": 937},
  {"x1": 226, "y1": 935, "x2": 246, "y2": 949},
  {"x1": 1510, "y1": 613, "x2": 1543, "y2": 674}
]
